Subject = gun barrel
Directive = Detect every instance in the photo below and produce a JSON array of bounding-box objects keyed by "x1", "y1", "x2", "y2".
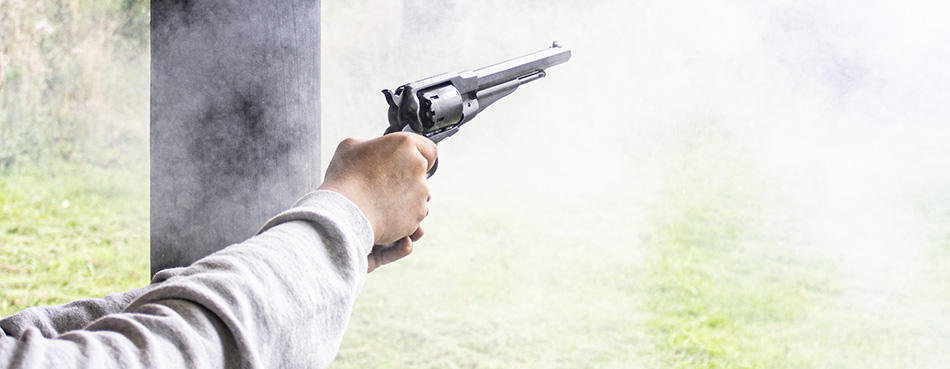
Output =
[
  {"x1": 382, "y1": 43, "x2": 573, "y2": 177},
  {"x1": 473, "y1": 43, "x2": 572, "y2": 90}
]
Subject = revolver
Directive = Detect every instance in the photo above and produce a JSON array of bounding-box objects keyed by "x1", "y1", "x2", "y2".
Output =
[{"x1": 383, "y1": 42, "x2": 572, "y2": 177}]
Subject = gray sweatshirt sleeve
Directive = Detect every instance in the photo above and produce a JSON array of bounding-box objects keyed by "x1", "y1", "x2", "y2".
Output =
[
  {"x1": 0, "y1": 190, "x2": 374, "y2": 368},
  {"x1": 0, "y1": 286, "x2": 154, "y2": 339}
]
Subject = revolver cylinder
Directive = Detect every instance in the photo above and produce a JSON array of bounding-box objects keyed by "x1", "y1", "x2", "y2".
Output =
[
  {"x1": 419, "y1": 84, "x2": 465, "y2": 131},
  {"x1": 384, "y1": 43, "x2": 571, "y2": 143},
  {"x1": 382, "y1": 42, "x2": 572, "y2": 176}
]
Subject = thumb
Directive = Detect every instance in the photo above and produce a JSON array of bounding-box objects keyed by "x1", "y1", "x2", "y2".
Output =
[{"x1": 404, "y1": 133, "x2": 438, "y2": 172}]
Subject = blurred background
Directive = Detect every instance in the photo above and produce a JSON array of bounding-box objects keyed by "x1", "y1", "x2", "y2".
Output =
[
  {"x1": 324, "y1": 1, "x2": 950, "y2": 368},
  {"x1": 0, "y1": 0, "x2": 150, "y2": 314},
  {"x1": 4, "y1": 0, "x2": 950, "y2": 368}
]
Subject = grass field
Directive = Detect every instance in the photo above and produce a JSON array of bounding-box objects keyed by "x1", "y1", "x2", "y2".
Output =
[
  {"x1": 0, "y1": 163, "x2": 149, "y2": 317},
  {"x1": 0, "y1": 0, "x2": 150, "y2": 318},
  {"x1": 4, "y1": 1, "x2": 950, "y2": 367},
  {"x1": 320, "y1": 113, "x2": 950, "y2": 368},
  {"x1": 3, "y1": 123, "x2": 948, "y2": 368}
]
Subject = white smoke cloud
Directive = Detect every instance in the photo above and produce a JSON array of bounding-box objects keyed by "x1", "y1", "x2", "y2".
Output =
[{"x1": 323, "y1": 1, "x2": 950, "y2": 364}]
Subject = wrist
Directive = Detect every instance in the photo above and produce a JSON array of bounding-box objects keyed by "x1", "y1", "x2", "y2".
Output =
[
  {"x1": 317, "y1": 182, "x2": 383, "y2": 244},
  {"x1": 257, "y1": 189, "x2": 375, "y2": 256}
]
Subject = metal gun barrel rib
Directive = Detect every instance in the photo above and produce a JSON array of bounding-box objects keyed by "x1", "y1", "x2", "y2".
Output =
[
  {"x1": 473, "y1": 46, "x2": 572, "y2": 90},
  {"x1": 381, "y1": 43, "x2": 573, "y2": 177}
]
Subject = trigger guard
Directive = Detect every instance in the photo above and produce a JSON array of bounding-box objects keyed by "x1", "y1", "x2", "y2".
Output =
[{"x1": 426, "y1": 158, "x2": 438, "y2": 178}]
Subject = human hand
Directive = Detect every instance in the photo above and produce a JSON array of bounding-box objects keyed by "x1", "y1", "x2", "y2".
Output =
[
  {"x1": 318, "y1": 133, "x2": 437, "y2": 272},
  {"x1": 366, "y1": 227, "x2": 424, "y2": 273}
]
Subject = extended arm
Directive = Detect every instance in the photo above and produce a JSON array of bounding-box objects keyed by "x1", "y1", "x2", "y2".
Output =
[
  {"x1": 0, "y1": 286, "x2": 153, "y2": 339},
  {"x1": 0, "y1": 133, "x2": 437, "y2": 368},
  {"x1": 0, "y1": 191, "x2": 372, "y2": 368}
]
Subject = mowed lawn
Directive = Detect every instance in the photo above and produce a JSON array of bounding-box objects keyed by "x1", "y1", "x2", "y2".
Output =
[
  {"x1": 1, "y1": 123, "x2": 949, "y2": 368},
  {"x1": 329, "y1": 121, "x2": 950, "y2": 368},
  {"x1": 0, "y1": 164, "x2": 149, "y2": 317}
]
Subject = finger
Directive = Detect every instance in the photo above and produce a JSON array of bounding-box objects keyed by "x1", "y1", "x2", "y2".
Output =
[
  {"x1": 405, "y1": 133, "x2": 439, "y2": 172},
  {"x1": 410, "y1": 226, "x2": 424, "y2": 242},
  {"x1": 368, "y1": 238, "x2": 412, "y2": 273},
  {"x1": 367, "y1": 237, "x2": 414, "y2": 273}
]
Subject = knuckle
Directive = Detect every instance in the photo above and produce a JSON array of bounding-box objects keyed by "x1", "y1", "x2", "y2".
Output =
[
  {"x1": 413, "y1": 156, "x2": 429, "y2": 174},
  {"x1": 389, "y1": 132, "x2": 415, "y2": 146},
  {"x1": 338, "y1": 137, "x2": 360, "y2": 151},
  {"x1": 420, "y1": 182, "x2": 431, "y2": 198},
  {"x1": 416, "y1": 196, "x2": 429, "y2": 221}
]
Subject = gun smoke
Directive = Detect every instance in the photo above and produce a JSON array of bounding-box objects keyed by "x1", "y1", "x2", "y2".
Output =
[{"x1": 324, "y1": 0, "x2": 950, "y2": 366}]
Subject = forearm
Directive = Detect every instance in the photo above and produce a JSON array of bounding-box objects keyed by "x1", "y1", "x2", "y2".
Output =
[{"x1": 0, "y1": 190, "x2": 373, "y2": 368}]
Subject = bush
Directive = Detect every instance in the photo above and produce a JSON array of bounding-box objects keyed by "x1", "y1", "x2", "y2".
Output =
[{"x1": 0, "y1": 0, "x2": 149, "y2": 171}]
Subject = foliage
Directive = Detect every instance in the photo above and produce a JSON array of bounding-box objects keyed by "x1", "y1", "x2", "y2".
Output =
[
  {"x1": 1, "y1": 2, "x2": 949, "y2": 368},
  {"x1": 0, "y1": 0, "x2": 149, "y2": 170},
  {"x1": 0, "y1": 0, "x2": 149, "y2": 319}
]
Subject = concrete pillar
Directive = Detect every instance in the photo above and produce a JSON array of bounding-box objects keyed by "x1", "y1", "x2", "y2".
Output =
[{"x1": 150, "y1": 0, "x2": 321, "y2": 275}]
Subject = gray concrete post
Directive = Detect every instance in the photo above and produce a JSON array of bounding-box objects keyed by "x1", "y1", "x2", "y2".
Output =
[{"x1": 150, "y1": 0, "x2": 321, "y2": 275}]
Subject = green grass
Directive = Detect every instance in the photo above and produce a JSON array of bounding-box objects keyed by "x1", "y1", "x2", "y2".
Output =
[
  {"x1": 332, "y1": 192, "x2": 650, "y2": 369},
  {"x1": 1, "y1": 126, "x2": 948, "y2": 367},
  {"x1": 638, "y1": 123, "x2": 826, "y2": 368},
  {"x1": 3, "y1": 1, "x2": 950, "y2": 366},
  {"x1": 328, "y1": 116, "x2": 950, "y2": 368},
  {"x1": 0, "y1": 163, "x2": 149, "y2": 317},
  {"x1": 0, "y1": 0, "x2": 150, "y2": 317}
]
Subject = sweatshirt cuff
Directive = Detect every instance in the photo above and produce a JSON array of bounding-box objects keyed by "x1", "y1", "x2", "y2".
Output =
[{"x1": 257, "y1": 190, "x2": 374, "y2": 256}]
